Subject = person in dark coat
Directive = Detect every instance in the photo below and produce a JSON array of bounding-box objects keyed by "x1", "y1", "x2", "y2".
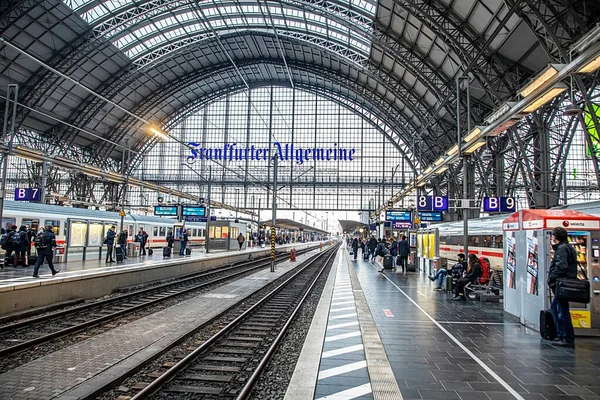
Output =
[
  {"x1": 32, "y1": 225, "x2": 59, "y2": 277},
  {"x1": 105, "y1": 226, "x2": 116, "y2": 263},
  {"x1": 453, "y1": 254, "x2": 482, "y2": 301},
  {"x1": 167, "y1": 230, "x2": 174, "y2": 248},
  {"x1": 351, "y1": 237, "x2": 359, "y2": 261},
  {"x1": 14, "y1": 226, "x2": 30, "y2": 267},
  {"x1": 367, "y1": 235, "x2": 378, "y2": 261},
  {"x1": 548, "y1": 227, "x2": 578, "y2": 347},
  {"x1": 179, "y1": 228, "x2": 189, "y2": 256},
  {"x1": 3, "y1": 225, "x2": 17, "y2": 264},
  {"x1": 397, "y1": 235, "x2": 410, "y2": 272},
  {"x1": 117, "y1": 229, "x2": 128, "y2": 259}
]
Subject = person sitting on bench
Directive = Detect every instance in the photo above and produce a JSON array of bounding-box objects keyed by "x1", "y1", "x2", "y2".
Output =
[
  {"x1": 429, "y1": 253, "x2": 466, "y2": 291},
  {"x1": 453, "y1": 254, "x2": 482, "y2": 301}
]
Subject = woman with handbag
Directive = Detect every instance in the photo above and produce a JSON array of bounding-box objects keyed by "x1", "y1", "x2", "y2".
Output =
[{"x1": 547, "y1": 227, "x2": 578, "y2": 348}]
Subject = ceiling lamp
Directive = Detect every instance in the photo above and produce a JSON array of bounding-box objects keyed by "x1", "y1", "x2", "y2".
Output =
[
  {"x1": 434, "y1": 156, "x2": 445, "y2": 166},
  {"x1": 519, "y1": 65, "x2": 563, "y2": 98},
  {"x1": 463, "y1": 139, "x2": 486, "y2": 155},
  {"x1": 463, "y1": 126, "x2": 483, "y2": 143},
  {"x1": 520, "y1": 84, "x2": 568, "y2": 114},
  {"x1": 148, "y1": 125, "x2": 168, "y2": 140},
  {"x1": 578, "y1": 54, "x2": 600, "y2": 73},
  {"x1": 446, "y1": 144, "x2": 459, "y2": 156},
  {"x1": 435, "y1": 165, "x2": 449, "y2": 173}
]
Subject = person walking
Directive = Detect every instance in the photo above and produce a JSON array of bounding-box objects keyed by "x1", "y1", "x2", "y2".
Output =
[
  {"x1": 14, "y1": 226, "x2": 30, "y2": 267},
  {"x1": 105, "y1": 226, "x2": 116, "y2": 263},
  {"x1": 397, "y1": 235, "x2": 409, "y2": 272},
  {"x1": 548, "y1": 227, "x2": 578, "y2": 347},
  {"x1": 351, "y1": 237, "x2": 359, "y2": 261},
  {"x1": 237, "y1": 233, "x2": 245, "y2": 250},
  {"x1": 32, "y1": 225, "x2": 59, "y2": 277},
  {"x1": 367, "y1": 235, "x2": 378, "y2": 262},
  {"x1": 179, "y1": 228, "x2": 189, "y2": 256}
]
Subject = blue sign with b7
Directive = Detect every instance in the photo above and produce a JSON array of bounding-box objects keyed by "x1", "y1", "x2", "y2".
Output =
[
  {"x1": 14, "y1": 188, "x2": 40, "y2": 202},
  {"x1": 483, "y1": 196, "x2": 517, "y2": 213}
]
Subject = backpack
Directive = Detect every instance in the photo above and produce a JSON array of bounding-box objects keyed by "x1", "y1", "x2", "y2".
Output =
[
  {"x1": 480, "y1": 257, "x2": 491, "y2": 284},
  {"x1": 0, "y1": 233, "x2": 8, "y2": 248},
  {"x1": 11, "y1": 231, "x2": 22, "y2": 247},
  {"x1": 376, "y1": 243, "x2": 388, "y2": 256},
  {"x1": 34, "y1": 234, "x2": 47, "y2": 249}
]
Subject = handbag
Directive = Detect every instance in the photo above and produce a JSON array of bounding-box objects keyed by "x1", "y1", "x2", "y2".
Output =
[{"x1": 555, "y1": 264, "x2": 590, "y2": 304}]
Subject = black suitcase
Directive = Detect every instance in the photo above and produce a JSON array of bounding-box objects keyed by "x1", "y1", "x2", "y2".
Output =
[
  {"x1": 163, "y1": 247, "x2": 171, "y2": 257},
  {"x1": 185, "y1": 247, "x2": 191, "y2": 256},
  {"x1": 115, "y1": 247, "x2": 124, "y2": 263},
  {"x1": 28, "y1": 255, "x2": 38, "y2": 266},
  {"x1": 148, "y1": 248, "x2": 153, "y2": 256},
  {"x1": 406, "y1": 264, "x2": 416, "y2": 272},
  {"x1": 363, "y1": 251, "x2": 369, "y2": 261},
  {"x1": 383, "y1": 255, "x2": 394, "y2": 269},
  {"x1": 540, "y1": 309, "x2": 557, "y2": 340}
]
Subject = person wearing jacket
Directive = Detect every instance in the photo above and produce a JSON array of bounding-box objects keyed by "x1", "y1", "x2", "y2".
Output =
[
  {"x1": 3, "y1": 225, "x2": 17, "y2": 264},
  {"x1": 105, "y1": 226, "x2": 116, "y2": 263},
  {"x1": 397, "y1": 235, "x2": 410, "y2": 272},
  {"x1": 166, "y1": 230, "x2": 174, "y2": 248},
  {"x1": 351, "y1": 237, "x2": 359, "y2": 261},
  {"x1": 548, "y1": 227, "x2": 578, "y2": 347},
  {"x1": 453, "y1": 254, "x2": 482, "y2": 301},
  {"x1": 367, "y1": 235, "x2": 378, "y2": 261},
  {"x1": 14, "y1": 226, "x2": 30, "y2": 267},
  {"x1": 117, "y1": 229, "x2": 128, "y2": 259},
  {"x1": 32, "y1": 225, "x2": 59, "y2": 277},
  {"x1": 179, "y1": 228, "x2": 189, "y2": 255},
  {"x1": 430, "y1": 253, "x2": 466, "y2": 290}
]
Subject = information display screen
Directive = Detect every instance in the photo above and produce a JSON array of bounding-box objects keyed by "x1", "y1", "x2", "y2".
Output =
[
  {"x1": 154, "y1": 206, "x2": 178, "y2": 216},
  {"x1": 392, "y1": 222, "x2": 412, "y2": 229},
  {"x1": 182, "y1": 206, "x2": 206, "y2": 217},
  {"x1": 385, "y1": 210, "x2": 412, "y2": 222},
  {"x1": 418, "y1": 212, "x2": 443, "y2": 222}
]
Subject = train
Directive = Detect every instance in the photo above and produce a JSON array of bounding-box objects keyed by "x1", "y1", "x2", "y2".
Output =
[
  {"x1": 432, "y1": 200, "x2": 600, "y2": 270},
  {"x1": 0, "y1": 201, "x2": 207, "y2": 261}
]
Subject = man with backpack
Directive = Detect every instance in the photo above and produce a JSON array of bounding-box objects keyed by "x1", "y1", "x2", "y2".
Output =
[
  {"x1": 367, "y1": 235, "x2": 378, "y2": 261},
  {"x1": 237, "y1": 233, "x2": 245, "y2": 251},
  {"x1": 13, "y1": 226, "x2": 30, "y2": 267},
  {"x1": 1, "y1": 225, "x2": 18, "y2": 266},
  {"x1": 33, "y1": 225, "x2": 59, "y2": 277},
  {"x1": 375, "y1": 239, "x2": 389, "y2": 272}
]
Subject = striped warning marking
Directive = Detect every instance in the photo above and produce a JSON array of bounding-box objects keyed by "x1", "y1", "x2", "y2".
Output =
[{"x1": 383, "y1": 309, "x2": 394, "y2": 317}]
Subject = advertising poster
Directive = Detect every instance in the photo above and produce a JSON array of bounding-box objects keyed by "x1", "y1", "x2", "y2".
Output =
[
  {"x1": 409, "y1": 232, "x2": 417, "y2": 248},
  {"x1": 417, "y1": 234, "x2": 422, "y2": 257},
  {"x1": 505, "y1": 231, "x2": 517, "y2": 289},
  {"x1": 570, "y1": 310, "x2": 591, "y2": 328},
  {"x1": 87, "y1": 223, "x2": 103, "y2": 247},
  {"x1": 526, "y1": 230, "x2": 539, "y2": 295},
  {"x1": 423, "y1": 234, "x2": 429, "y2": 259},
  {"x1": 69, "y1": 221, "x2": 87, "y2": 247},
  {"x1": 428, "y1": 233, "x2": 435, "y2": 259}
]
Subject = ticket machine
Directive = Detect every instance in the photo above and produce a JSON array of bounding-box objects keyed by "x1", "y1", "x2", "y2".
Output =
[{"x1": 502, "y1": 210, "x2": 600, "y2": 336}]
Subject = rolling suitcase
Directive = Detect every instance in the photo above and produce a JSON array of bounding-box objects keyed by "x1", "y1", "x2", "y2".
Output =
[
  {"x1": 28, "y1": 255, "x2": 38, "y2": 266},
  {"x1": 406, "y1": 263, "x2": 416, "y2": 272},
  {"x1": 115, "y1": 247, "x2": 124, "y2": 263},
  {"x1": 383, "y1": 255, "x2": 394, "y2": 270},
  {"x1": 148, "y1": 248, "x2": 153, "y2": 256},
  {"x1": 185, "y1": 247, "x2": 191, "y2": 256},
  {"x1": 163, "y1": 247, "x2": 171, "y2": 258},
  {"x1": 363, "y1": 251, "x2": 369, "y2": 261},
  {"x1": 540, "y1": 309, "x2": 556, "y2": 340},
  {"x1": 444, "y1": 275, "x2": 453, "y2": 293}
]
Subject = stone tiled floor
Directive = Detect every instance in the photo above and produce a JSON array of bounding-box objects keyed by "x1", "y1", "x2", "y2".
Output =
[{"x1": 353, "y1": 259, "x2": 600, "y2": 400}]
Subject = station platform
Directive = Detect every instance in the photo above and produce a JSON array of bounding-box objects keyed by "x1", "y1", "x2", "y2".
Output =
[
  {"x1": 287, "y1": 245, "x2": 600, "y2": 400},
  {"x1": 0, "y1": 242, "x2": 321, "y2": 315},
  {"x1": 0, "y1": 245, "x2": 326, "y2": 400}
]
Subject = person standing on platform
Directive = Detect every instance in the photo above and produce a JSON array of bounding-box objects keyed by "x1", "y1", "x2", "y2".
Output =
[
  {"x1": 26, "y1": 225, "x2": 35, "y2": 257},
  {"x1": 33, "y1": 225, "x2": 59, "y2": 277},
  {"x1": 118, "y1": 228, "x2": 128, "y2": 259},
  {"x1": 548, "y1": 227, "x2": 578, "y2": 348},
  {"x1": 237, "y1": 233, "x2": 245, "y2": 250},
  {"x1": 179, "y1": 228, "x2": 189, "y2": 256},
  {"x1": 388, "y1": 237, "x2": 398, "y2": 268},
  {"x1": 136, "y1": 228, "x2": 148, "y2": 256},
  {"x1": 2, "y1": 225, "x2": 18, "y2": 265},
  {"x1": 367, "y1": 235, "x2": 378, "y2": 262},
  {"x1": 105, "y1": 226, "x2": 116, "y2": 263},
  {"x1": 351, "y1": 237, "x2": 359, "y2": 261},
  {"x1": 14, "y1": 226, "x2": 30, "y2": 267},
  {"x1": 166, "y1": 229, "x2": 174, "y2": 248},
  {"x1": 141, "y1": 229, "x2": 148, "y2": 255},
  {"x1": 397, "y1": 235, "x2": 409, "y2": 272}
]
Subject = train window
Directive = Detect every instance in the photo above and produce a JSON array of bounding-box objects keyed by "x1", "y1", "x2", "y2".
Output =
[
  {"x1": 153, "y1": 226, "x2": 158, "y2": 236},
  {"x1": 64, "y1": 221, "x2": 67, "y2": 236},
  {"x1": 222, "y1": 226, "x2": 229, "y2": 238},
  {"x1": 22, "y1": 218, "x2": 40, "y2": 232},
  {"x1": 468, "y1": 235, "x2": 480, "y2": 246},
  {"x1": 159, "y1": 227, "x2": 166, "y2": 237},
  {"x1": 2, "y1": 217, "x2": 16, "y2": 231},
  {"x1": 495, "y1": 235, "x2": 503, "y2": 249},
  {"x1": 192, "y1": 229, "x2": 197, "y2": 236},
  {"x1": 128, "y1": 225, "x2": 134, "y2": 236},
  {"x1": 482, "y1": 235, "x2": 492, "y2": 248},
  {"x1": 231, "y1": 227, "x2": 239, "y2": 238},
  {"x1": 45, "y1": 220, "x2": 61, "y2": 236}
]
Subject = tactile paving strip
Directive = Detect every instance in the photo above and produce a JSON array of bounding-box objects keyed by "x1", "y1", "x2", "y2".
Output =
[{"x1": 346, "y1": 252, "x2": 403, "y2": 400}]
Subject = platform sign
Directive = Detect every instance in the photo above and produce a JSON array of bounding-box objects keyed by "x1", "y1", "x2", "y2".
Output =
[
  {"x1": 483, "y1": 197, "x2": 517, "y2": 213},
  {"x1": 369, "y1": 224, "x2": 376, "y2": 231},
  {"x1": 385, "y1": 209, "x2": 412, "y2": 222},
  {"x1": 182, "y1": 206, "x2": 206, "y2": 217},
  {"x1": 14, "y1": 188, "x2": 40, "y2": 202},
  {"x1": 417, "y1": 195, "x2": 448, "y2": 212},
  {"x1": 418, "y1": 211, "x2": 443, "y2": 222},
  {"x1": 392, "y1": 222, "x2": 412, "y2": 229},
  {"x1": 154, "y1": 205, "x2": 178, "y2": 216}
]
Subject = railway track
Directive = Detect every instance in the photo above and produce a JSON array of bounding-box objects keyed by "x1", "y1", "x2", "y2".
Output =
[
  {"x1": 127, "y1": 243, "x2": 339, "y2": 399},
  {"x1": 0, "y1": 248, "x2": 315, "y2": 358}
]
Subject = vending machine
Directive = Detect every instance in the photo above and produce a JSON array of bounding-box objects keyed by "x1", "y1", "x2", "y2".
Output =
[{"x1": 502, "y1": 210, "x2": 600, "y2": 336}]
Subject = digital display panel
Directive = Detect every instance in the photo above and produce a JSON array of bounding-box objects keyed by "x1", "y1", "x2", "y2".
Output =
[
  {"x1": 417, "y1": 196, "x2": 448, "y2": 211},
  {"x1": 385, "y1": 210, "x2": 412, "y2": 222},
  {"x1": 154, "y1": 206, "x2": 178, "y2": 216},
  {"x1": 392, "y1": 222, "x2": 412, "y2": 229},
  {"x1": 418, "y1": 212, "x2": 443, "y2": 222},
  {"x1": 182, "y1": 206, "x2": 207, "y2": 216}
]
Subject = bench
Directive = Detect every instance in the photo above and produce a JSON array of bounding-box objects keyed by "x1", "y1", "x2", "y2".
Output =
[{"x1": 465, "y1": 269, "x2": 503, "y2": 304}]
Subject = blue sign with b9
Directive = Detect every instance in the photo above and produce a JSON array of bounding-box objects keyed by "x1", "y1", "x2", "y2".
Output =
[
  {"x1": 14, "y1": 188, "x2": 40, "y2": 202},
  {"x1": 417, "y1": 195, "x2": 448, "y2": 211},
  {"x1": 483, "y1": 196, "x2": 517, "y2": 213}
]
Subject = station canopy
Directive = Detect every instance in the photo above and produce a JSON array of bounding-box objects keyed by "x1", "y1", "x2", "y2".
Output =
[{"x1": 261, "y1": 219, "x2": 328, "y2": 235}]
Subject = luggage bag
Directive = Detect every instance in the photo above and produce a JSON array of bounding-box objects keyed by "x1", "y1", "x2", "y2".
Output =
[
  {"x1": 363, "y1": 251, "x2": 369, "y2": 261},
  {"x1": 540, "y1": 309, "x2": 557, "y2": 340},
  {"x1": 148, "y1": 248, "x2": 154, "y2": 256},
  {"x1": 163, "y1": 247, "x2": 171, "y2": 257},
  {"x1": 185, "y1": 247, "x2": 191, "y2": 256},
  {"x1": 115, "y1": 247, "x2": 124, "y2": 263},
  {"x1": 383, "y1": 255, "x2": 394, "y2": 270},
  {"x1": 444, "y1": 275, "x2": 453, "y2": 292}
]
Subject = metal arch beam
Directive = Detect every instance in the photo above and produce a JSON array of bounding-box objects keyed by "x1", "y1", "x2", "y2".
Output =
[{"x1": 102, "y1": 60, "x2": 421, "y2": 170}]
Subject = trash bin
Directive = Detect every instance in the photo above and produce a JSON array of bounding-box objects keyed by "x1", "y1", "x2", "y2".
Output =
[
  {"x1": 54, "y1": 246, "x2": 66, "y2": 263},
  {"x1": 127, "y1": 242, "x2": 140, "y2": 257}
]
